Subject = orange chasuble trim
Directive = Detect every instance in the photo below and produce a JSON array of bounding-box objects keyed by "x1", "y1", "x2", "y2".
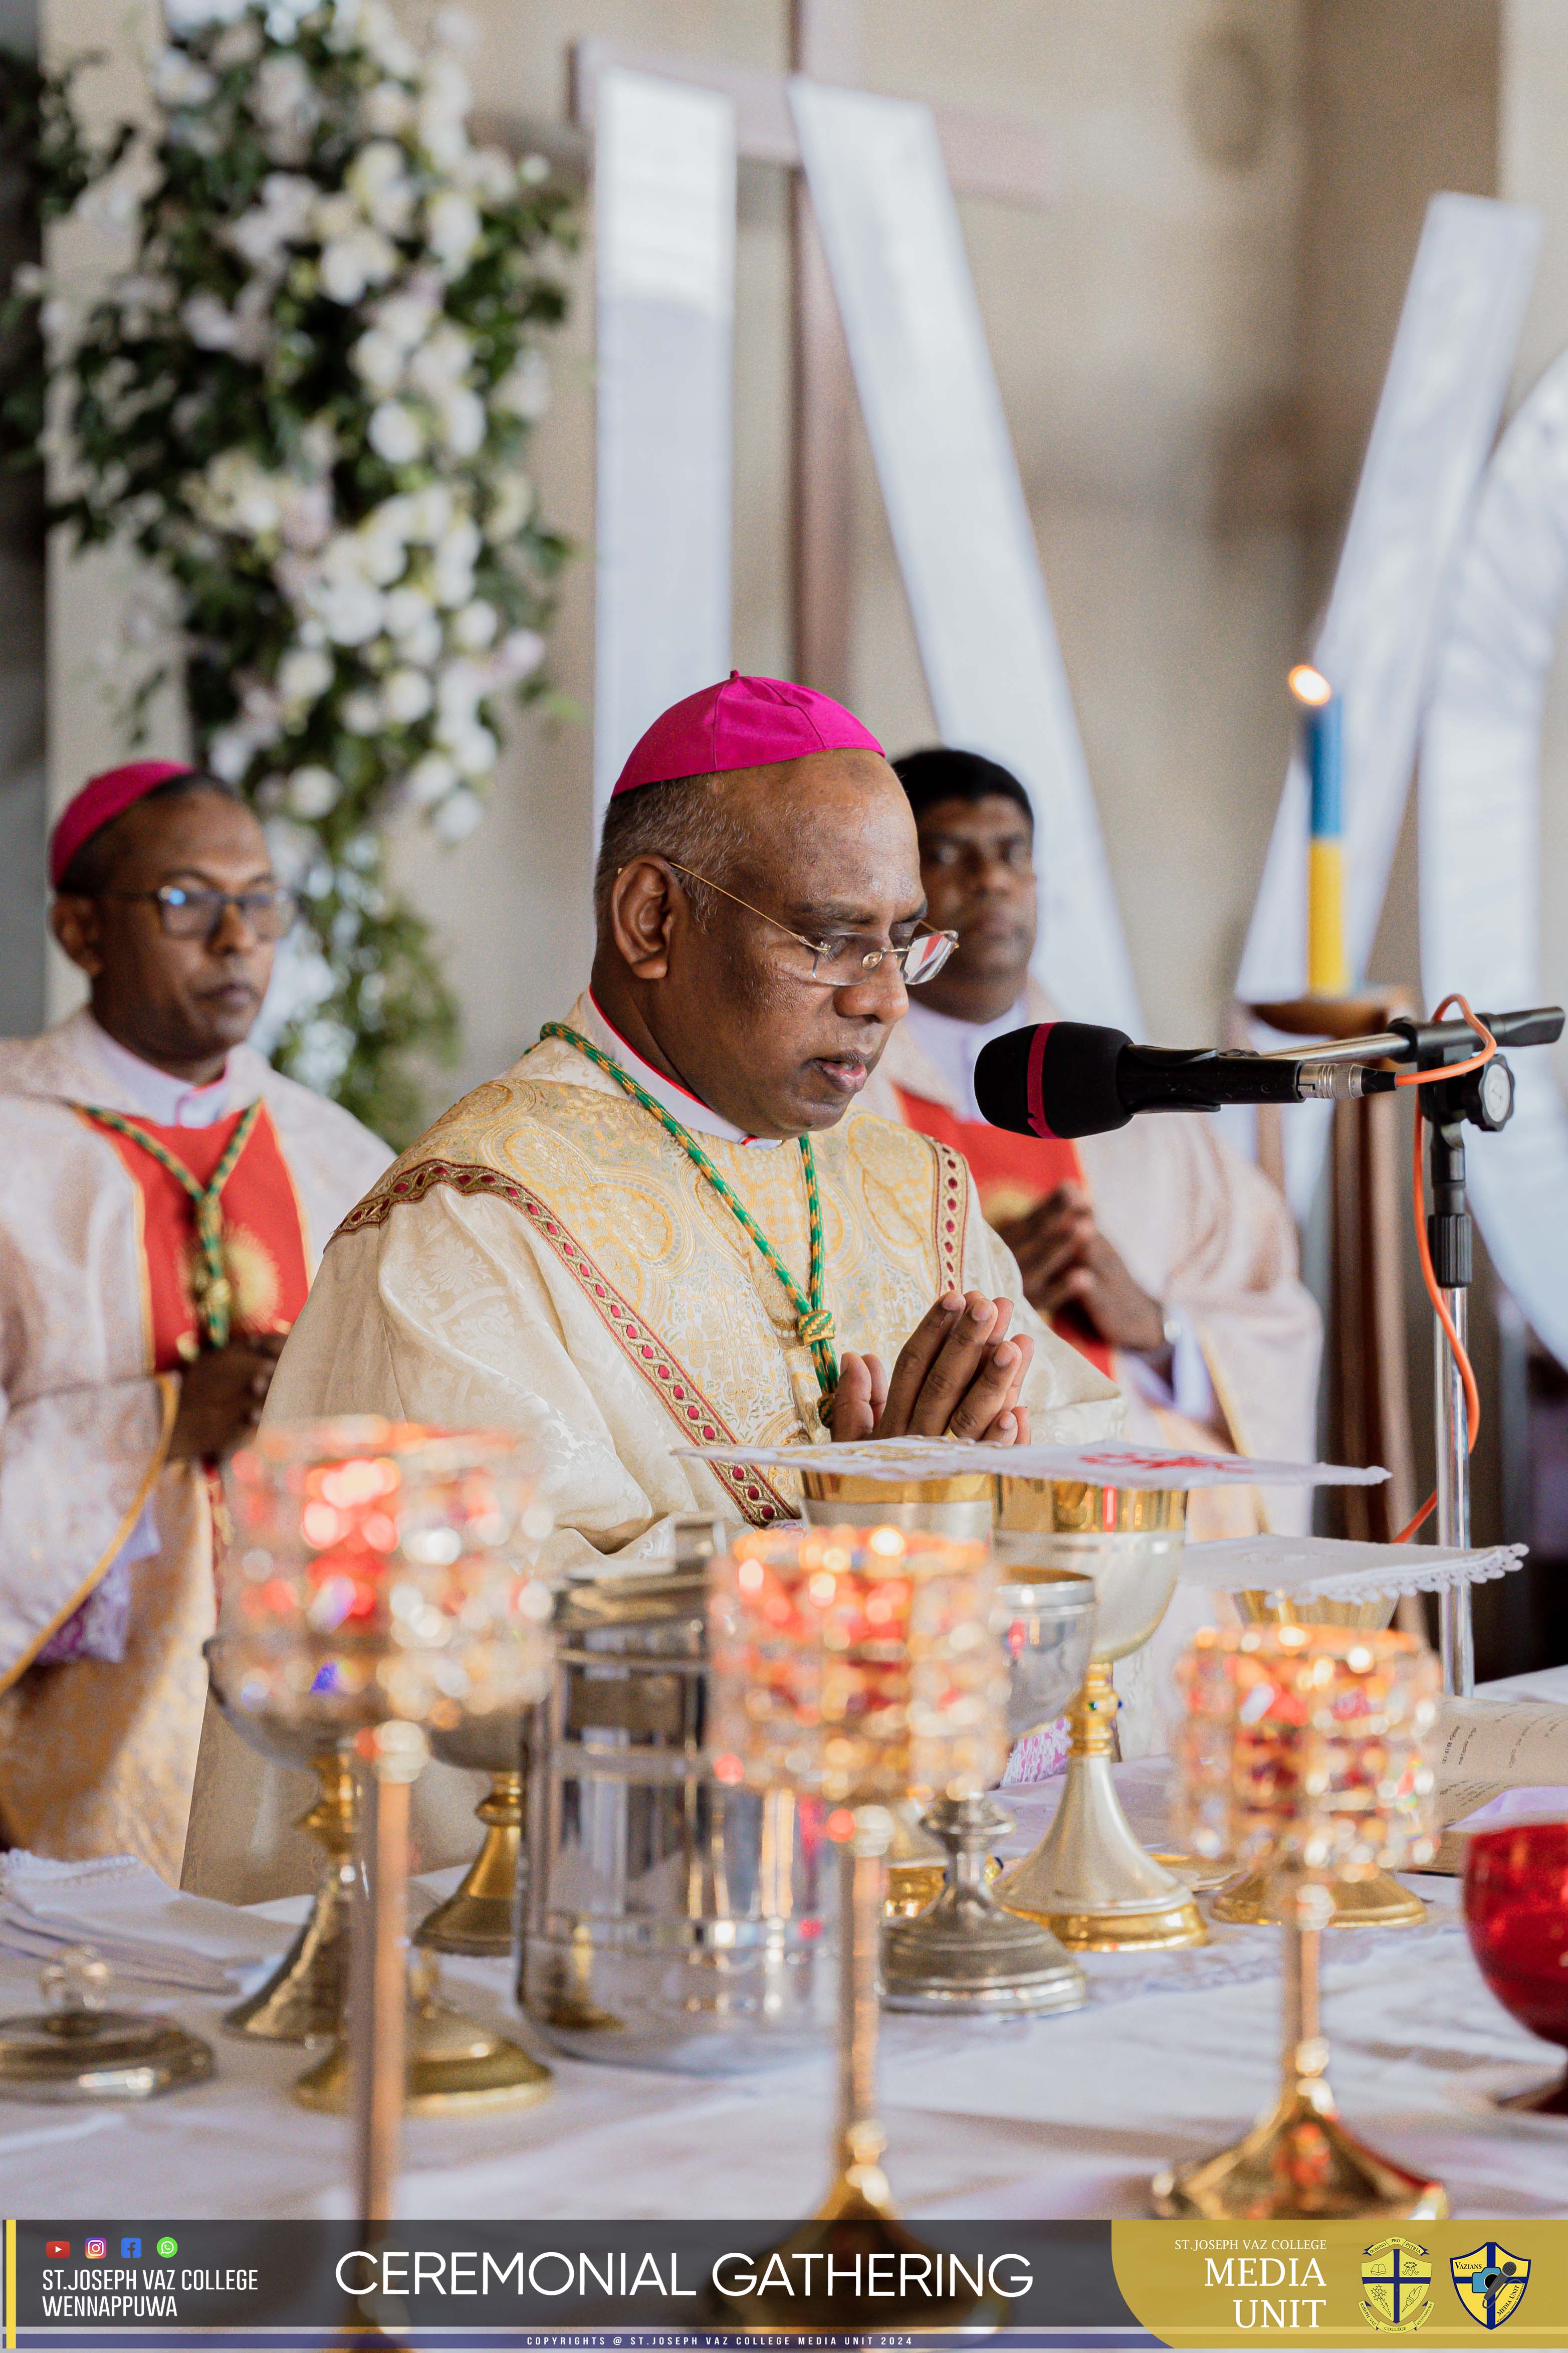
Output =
[
  {"x1": 80, "y1": 1102, "x2": 311, "y2": 1371},
  {"x1": 893, "y1": 1086, "x2": 1115, "y2": 1382}
]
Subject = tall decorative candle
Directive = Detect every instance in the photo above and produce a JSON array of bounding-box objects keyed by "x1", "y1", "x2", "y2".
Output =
[{"x1": 1289, "y1": 663, "x2": 1347, "y2": 996}]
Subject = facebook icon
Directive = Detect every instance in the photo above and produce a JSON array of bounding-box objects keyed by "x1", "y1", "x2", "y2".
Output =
[{"x1": 120, "y1": 2239, "x2": 141, "y2": 2260}]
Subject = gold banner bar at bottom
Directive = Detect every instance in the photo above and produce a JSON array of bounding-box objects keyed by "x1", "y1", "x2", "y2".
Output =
[{"x1": 1113, "y1": 2219, "x2": 1563, "y2": 2346}]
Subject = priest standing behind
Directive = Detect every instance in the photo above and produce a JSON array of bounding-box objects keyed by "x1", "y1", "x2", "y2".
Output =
[
  {"x1": 859, "y1": 746, "x2": 1320, "y2": 1542},
  {"x1": 267, "y1": 677, "x2": 1122, "y2": 1571},
  {"x1": 0, "y1": 764, "x2": 391, "y2": 1878}
]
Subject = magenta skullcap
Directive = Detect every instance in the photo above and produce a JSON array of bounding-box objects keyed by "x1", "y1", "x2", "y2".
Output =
[
  {"x1": 49, "y1": 760, "x2": 197, "y2": 889},
  {"x1": 611, "y1": 671, "x2": 883, "y2": 799}
]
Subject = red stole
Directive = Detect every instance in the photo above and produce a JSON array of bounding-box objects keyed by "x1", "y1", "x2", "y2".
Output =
[
  {"x1": 83, "y1": 1102, "x2": 310, "y2": 1371},
  {"x1": 894, "y1": 1087, "x2": 1115, "y2": 1381}
]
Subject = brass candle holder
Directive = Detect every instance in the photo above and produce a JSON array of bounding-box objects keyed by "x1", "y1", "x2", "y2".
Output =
[
  {"x1": 1208, "y1": 1589, "x2": 1425, "y2": 1931},
  {"x1": 707, "y1": 1521, "x2": 1010, "y2": 2329},
  {"x1": 223, "y1": 1418, "x2": 559, "y2": 2215},
  {"x1": 1151, "y1": 1624, "x2": 1445, "y2": 2221},
  {"x1": 991, "y1": 1480, "x2": 1205, "y2": 1950}
]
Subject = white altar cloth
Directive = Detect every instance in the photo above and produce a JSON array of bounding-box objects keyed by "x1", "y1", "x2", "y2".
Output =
[{"x1": 3, "y1": 1676, "x2": 1567, "y2": 2222}]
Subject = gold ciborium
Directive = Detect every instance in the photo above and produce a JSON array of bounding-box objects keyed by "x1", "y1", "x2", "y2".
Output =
[
  {"x1": 224, "y1": 1418, "x2": 558, "y2": 2218},
  {"x1": 1208, "y1": 1588, "x2": 1425, "y2": 1932},
  {"x1": 991, "y1": 1480, "x2": 1205, "y2": 1950},
  {"x1": 1151, "y1": 1624, "x2": 1445, "y2": 2221},
  {"x1": 707, "y1": 1521, "x2": 1010, "y2": 2329}
]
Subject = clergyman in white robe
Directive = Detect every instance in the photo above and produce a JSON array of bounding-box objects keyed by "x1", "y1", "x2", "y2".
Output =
[{"x1": 0, "y1": 1009, "x2": 390, "y2": 1882}]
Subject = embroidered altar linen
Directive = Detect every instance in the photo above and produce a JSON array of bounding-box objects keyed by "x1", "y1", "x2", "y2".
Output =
[
  {"x1": 0, "y1": 1011, "x2": 391, "y2": 1881},
  {"x1": 265, "y1": 994, "x2": 1124, "y2": 1584}
]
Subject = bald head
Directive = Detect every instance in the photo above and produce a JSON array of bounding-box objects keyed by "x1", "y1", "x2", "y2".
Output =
[{"x1": 590, "y1": 746, "x2": 925, "y2": 1137}]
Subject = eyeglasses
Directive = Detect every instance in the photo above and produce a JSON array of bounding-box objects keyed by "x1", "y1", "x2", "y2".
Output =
[
  {"x1": 105, "y1": 883, "x2": 298, "y2": 941},
  {"x1": 665, "y1": 863, "x2": 957, "y2": 989}
]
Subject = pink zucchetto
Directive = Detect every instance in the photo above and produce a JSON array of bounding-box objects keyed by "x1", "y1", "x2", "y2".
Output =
[
  {"x1": 49, "y1": 760, "x2": 197, "y2": 889},
  {"x1": 610, "y1": 672, "x2": 884, "y2": 799}
]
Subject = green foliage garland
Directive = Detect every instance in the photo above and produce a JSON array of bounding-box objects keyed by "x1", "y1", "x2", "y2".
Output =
[{"x1": 2, "y1": 1, "x2": 574, "y2": 1142}]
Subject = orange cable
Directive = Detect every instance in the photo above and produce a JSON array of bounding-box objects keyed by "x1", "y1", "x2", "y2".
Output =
[{"x1": 1390, "y1": 994, "x2": 1493, "y2": 1543}]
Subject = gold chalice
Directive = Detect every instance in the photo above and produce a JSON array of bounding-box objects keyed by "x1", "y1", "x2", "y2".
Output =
[
  {"x1": 707, "y1": 1521, "x2": 1010, "y2": 2329},
  {"x1": 1208, "y1": 1588, "x2": 1425, "y2": 1932},
  {"x1": 415, "y1": 1710, "x2": 527, "y2": 1957},
  {"x1": 991, "y1": 1480, "x2": 1206, "y2": 1950},
  {"x1": 205, "y1": 1638, "x2": 358, "y2": 2043},
  {"x1": 1151, "y1": 1624, "x2": 1445, "y2": 2221},
  {"x1": 224, "y1": 1418, "x2": 558, "y2": 2221}
]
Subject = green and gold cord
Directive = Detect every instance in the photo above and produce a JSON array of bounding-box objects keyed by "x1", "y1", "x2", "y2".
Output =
[
  {"x1": 539, "y1": 1022, "x2": 838, "y2": 1403},
  {"x1": 81, "y1": 1100, "x2": 262, "y2": 1347}
]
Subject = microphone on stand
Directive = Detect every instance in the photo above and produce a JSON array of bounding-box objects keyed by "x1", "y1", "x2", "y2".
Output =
[{"x1": 973, "y1": 1020, "x2": 1397, "y2": 1140}]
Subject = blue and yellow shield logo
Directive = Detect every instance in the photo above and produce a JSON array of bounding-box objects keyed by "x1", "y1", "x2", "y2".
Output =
[
  {"x1": 1452, "y1": 2244, "x2": 1530, "y2": 2329},
  {"x1": 1361, "y1": 2238, "x2": 1433, "y2": 2330}
]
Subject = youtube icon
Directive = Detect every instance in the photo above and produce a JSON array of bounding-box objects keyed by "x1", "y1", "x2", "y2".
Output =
[{"x1": 45, "y1": 2242, "x2": 68, "y2": 2259}]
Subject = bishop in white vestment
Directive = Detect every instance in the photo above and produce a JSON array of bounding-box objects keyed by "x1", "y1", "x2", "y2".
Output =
[{"x1": 268, "y1": 679, "x2": 1123, "y2": 1573}]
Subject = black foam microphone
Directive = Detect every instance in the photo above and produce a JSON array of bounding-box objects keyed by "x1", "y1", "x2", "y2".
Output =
[{"x1": 973, "y1": 1020, "x2": 1396, "y2": 1140}]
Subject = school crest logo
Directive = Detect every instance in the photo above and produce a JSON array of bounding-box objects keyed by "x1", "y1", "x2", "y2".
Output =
[
  {"x1": 1361, "y1": 2238, "x2": 1433, "y2": 2330},
  {"x1": 1451, "y1": 2245, "x2": 1530, "y2": 2328}
]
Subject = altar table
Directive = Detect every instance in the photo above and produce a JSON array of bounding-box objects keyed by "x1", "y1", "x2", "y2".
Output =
[{"x1": 4, "y1": 1672, "x2": 1566, "y2": 2222}]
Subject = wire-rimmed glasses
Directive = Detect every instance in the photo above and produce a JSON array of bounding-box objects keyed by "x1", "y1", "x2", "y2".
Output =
[
  {"x1": 665, "y1": 862, "x2": 957, "y2": 988},
  {"x1": 105, "y1": 883, "x2": 298, "y2": 941}
]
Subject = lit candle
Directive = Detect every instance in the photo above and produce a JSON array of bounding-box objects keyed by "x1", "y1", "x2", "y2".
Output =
[{"x1": 1289, "y1": 663, "x2": 1347, "y2": 997}]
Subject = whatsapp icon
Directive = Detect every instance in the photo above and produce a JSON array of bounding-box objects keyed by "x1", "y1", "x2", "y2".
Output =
[{"x1": 156, "y1": 2237, "x2": 177, "y2": 2259}]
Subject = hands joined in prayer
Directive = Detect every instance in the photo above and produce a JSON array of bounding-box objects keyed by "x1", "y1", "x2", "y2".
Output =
[
  {"x1": 831, "y1": 1288, "x2": 1034, "y2": 1445},
  {"x1": 167, "y1": 1331, "x2": 287, "y2": 1462},
  {"x1": 993, "y1": 1180, "x2": 1168, "y2": 1358}
]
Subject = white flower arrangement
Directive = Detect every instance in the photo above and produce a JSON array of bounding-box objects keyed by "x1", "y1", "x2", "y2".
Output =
[{"x1": 12, "y1": 0, "x2": 574, "y2": 1136}]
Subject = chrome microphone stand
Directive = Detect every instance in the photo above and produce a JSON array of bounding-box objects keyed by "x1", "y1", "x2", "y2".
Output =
[
  {"x1": 1266, "y1": 1004, "x2": 1564, "y2": 1700},
  {"x1": 1412, "y1": 1027, "x2": 1526, "y2": 1696}
]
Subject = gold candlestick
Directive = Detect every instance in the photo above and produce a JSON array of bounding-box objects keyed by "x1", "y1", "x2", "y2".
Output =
[
  {"x1": 1151, "y1": 1624, "x2": 1446, "y2": 2220},
  {"x1": 223, "y1": 1419, "x2": 559, "y2": 2206},
  {"x1": 352, "y1": 1723, "x2": 426, "y2": 2221},
  {"x1": 708, "y1": 1522, "x2": 1009, "y2": 2329}
]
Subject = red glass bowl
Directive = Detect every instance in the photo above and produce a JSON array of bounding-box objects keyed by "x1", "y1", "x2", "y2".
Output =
[{"x1": 1464, "y1": 1820, "x2": 1568, "y2": 2113}]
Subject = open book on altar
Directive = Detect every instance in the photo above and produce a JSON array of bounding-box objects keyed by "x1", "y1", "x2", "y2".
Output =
[{"x1": 1425, "y1": 1696, "x2": 1568, "y2": 1873}]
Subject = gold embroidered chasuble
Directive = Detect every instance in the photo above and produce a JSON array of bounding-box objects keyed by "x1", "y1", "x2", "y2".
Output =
[{"x1": 264, "y1": 998, "x2": 1124, "y2": 1582}]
